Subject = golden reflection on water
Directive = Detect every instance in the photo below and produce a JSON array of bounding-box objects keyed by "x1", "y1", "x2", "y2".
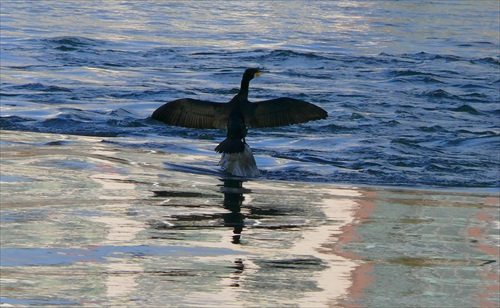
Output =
[{"x1": 290, "y1": 187, "x2": 361, "y2": 306}]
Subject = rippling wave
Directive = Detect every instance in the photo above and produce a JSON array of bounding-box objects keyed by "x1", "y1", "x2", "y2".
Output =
[{"x1": 1, "y1": 1, "x2": 499, "y2": 190}]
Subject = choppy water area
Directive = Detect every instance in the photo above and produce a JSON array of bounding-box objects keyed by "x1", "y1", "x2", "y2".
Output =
[{"x1": 1, "y1": 0, "x2": 499, "y2": 189}]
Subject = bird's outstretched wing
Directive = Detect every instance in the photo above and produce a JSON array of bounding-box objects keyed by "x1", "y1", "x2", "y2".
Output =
[
  {"x1": 151, "y1": 98, "x2": 230, "y2": 129},
  {"x1": 249, "y1": 98, "x2": 328, "y2": 128}
]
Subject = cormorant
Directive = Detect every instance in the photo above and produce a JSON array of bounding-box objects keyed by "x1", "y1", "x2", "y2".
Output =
[{"x1": 152, "y1": 68, "x2": 328, "y2": 155}]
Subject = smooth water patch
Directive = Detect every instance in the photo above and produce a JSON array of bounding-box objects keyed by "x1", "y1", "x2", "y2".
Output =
[
  {"x1": 1, "y1": 246, "x2": 244, "y2": 267},
  {"x1": 0, "y1": 130, "x2": 498, "y2": 307}
]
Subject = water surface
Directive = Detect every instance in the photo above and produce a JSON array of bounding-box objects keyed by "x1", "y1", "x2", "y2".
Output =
[
  {"x1": 1, "y1": 2, "x2": 500, "y2": 306},
  {"x1": 1, "y1": 0, "x2": 499, "y2": 189},
  {"x1": 1, "y1": 130, "x2": 498, "y2": 307}
]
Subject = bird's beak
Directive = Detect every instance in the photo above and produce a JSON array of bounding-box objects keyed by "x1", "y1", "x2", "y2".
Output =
[{"x1": 255, "y1": 70, "x2": 269, "y2": 78}]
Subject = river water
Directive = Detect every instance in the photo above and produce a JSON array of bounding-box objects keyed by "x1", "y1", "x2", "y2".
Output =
[
  {"x1": 1, "y1": 1, "x2": 499, "y2": 307},
  {"x1": 1, "y1": 0, "x2": 499, "y2": 190}
]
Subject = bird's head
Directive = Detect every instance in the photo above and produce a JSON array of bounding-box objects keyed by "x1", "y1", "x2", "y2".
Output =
[{"x1": 244, "y1": 68, "x2": 265, "y2": 81}]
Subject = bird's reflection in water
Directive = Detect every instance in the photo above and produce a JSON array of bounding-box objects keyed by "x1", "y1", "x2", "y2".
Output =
[
  {"x1": 219, "y1": 178, "x2": 250, "y2": 288},
  {"x1": 219, "y1": 178, "x2": 250, "y2": 244},
  {"x1": 151, "y1": 176, "x2": 254, "y2": 245}
]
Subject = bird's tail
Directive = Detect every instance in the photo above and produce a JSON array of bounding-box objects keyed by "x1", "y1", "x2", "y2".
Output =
[{"x1": 215, "y1": 138, "x2": 245, "y2": 154}]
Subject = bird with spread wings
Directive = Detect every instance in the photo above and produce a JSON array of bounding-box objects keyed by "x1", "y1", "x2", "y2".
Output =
[{"x1": 152, "y1": 68, "x2": 327, "y2": 154}]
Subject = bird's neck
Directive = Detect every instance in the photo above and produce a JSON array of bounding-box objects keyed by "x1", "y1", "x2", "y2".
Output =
[{"x1": 238, "y1": 78, "x2": 251, "y2": 99}]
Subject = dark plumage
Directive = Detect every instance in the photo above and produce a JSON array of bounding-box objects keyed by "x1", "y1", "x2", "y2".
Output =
[{"x1": 152, "y1": 68, "x2": 327, "y2": 154}]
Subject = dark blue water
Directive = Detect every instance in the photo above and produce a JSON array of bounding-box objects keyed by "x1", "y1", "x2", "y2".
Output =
[{"x1": 1, "y1": 1, "x2": 499, "y2": 190}]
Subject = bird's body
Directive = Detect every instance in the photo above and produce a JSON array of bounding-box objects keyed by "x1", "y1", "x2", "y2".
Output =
[
  {"x1": 214, "y1": 107, "x2": 247, "y2": 153},
  {"x1": 151, "y1": 68, "x2": 328, "y2": 176}
]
